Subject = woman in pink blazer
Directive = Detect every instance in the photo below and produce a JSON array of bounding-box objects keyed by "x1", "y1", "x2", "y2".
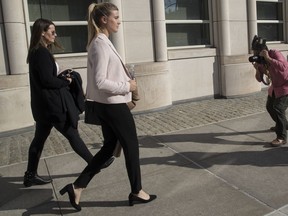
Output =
[{"x1": 60, "y1": 2, "x2": 156, "y2": 211}]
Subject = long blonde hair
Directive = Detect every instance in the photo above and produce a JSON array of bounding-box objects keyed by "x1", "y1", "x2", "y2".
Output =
[{"x1": 87, "y1": 2, "x2": 118, "y2": 48}]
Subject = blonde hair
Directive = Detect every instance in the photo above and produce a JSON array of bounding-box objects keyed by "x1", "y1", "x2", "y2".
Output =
[{"x1": 87, "y1": 2, "x2": 118, "y2": 48}]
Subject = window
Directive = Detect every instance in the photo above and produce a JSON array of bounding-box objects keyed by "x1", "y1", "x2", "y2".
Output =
[
  {"x1": 256, "y1": 0, "x2": 284, "y2": 41},
  {"x1": 165, "y1": 0, "x2": 211, "y2": 48},
  {"x1": 27, "y1": 0, "x2": 94, "y2": 54}
]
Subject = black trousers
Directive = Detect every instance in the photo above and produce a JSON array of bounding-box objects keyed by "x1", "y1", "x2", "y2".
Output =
[
  {"x1": 74, "y1": 103, "x2": 142, "y2": 194},
  {"x1": 27, "y1": 120, "x2": 93, "y2": 172},
  {"x1": 266, "y1": 93, "x2": 288, "y2": 140}
]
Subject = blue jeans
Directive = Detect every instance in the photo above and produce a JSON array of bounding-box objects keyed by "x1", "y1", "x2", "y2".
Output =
[{"x1": 266, "y1": 93, "x2": 288, "y2": 140}]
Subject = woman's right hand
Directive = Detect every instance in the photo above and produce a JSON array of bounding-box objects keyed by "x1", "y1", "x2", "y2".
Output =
[{"x1": 129, "y1": 79, "x2": 137, "y2": 92}]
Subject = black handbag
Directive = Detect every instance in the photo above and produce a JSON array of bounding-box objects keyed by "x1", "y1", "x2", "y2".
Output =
[
  {"x1": 85, "y1": 100, "x2": 122, "y2": 157},
  {"x1": 84, "y1": 100, "x2": 101, "y2": 125}
]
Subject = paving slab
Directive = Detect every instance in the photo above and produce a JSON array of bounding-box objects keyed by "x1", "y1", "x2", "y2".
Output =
[
  {"x1": 153, "y1": 112, "x2": 288, "y2": 215},
  {"x1": 44, "y1": 140, "x2": 274, "y2": 216},
  {"x1": 0, "y1": 161, "x2": 57, "y2": 215}
]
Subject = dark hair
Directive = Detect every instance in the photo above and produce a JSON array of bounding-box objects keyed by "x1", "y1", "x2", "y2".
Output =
[
  {"x1": 251, "y1": 35, "x2": 268, "y2": 52},
  {"x1": 87, "y1": 3, "x2": 118, "y2": 47},
  {"x1": 26, "y1": 18, "x2": 62, "y2": 63}
]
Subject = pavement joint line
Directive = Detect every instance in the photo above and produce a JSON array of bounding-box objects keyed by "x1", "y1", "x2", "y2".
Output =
[
  {"x1": 273, "y1": 204, "x2": 288, "y2": 216},
  {"x1": 50, "y1": 182, "x2": 63, "y2": 214},
  {"x1": 151, "y1": 136, "x2": 277, "y2": 213},
  {"x1": 43, "y1": 158, "x2": 63, "y2": 214},
  {"x1": 278, "y1": 204, "x2": 288, "y2": 211},
  {"x1": 263, "y1": 209, "x2": 288, "y2": 216}
]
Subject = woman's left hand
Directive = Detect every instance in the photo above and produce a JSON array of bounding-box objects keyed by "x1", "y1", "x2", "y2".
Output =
[
  {"x1": 66, "y1": 77, "x2": 72, "y2": 84},
  {"x1": 129, "y1": 79, "x2": 137, "y2": 92}
]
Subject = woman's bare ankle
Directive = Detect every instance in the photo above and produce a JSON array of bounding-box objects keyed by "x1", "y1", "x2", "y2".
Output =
[
  {"x1": 73, "y1": 187, "x2": 83, "y2": 204},
  {"x1": 135, "y1": 190, "x2": 150, "y2": 200}
]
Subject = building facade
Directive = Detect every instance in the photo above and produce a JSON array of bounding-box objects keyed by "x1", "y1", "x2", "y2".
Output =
[{"x1": 1, "y1": 0, "x2": 288, "y2": 132}]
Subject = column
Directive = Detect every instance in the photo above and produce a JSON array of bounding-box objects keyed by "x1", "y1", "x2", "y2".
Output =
[
  {"x1": 218, "y1": 0, "x2": 231, "y2": 56},
  {"x1": 109, "y1": 0, "x2": 126, "y2": 62},
  {"x1": 2, "y1": 0, "x2": 28, "y2": 75},
  {"x1": 247, "y1": 0, "x2": 257, "y2": 50},
  {"x1": 152, "y1": 0, "x2": 168, "y2": 62}
]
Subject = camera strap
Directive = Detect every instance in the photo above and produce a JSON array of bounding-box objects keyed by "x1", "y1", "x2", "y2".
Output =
[{"x1": 260, "y1": 68, "x2": 271, "y2": 85}]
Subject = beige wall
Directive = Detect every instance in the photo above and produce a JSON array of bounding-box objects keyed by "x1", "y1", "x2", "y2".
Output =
[
  {"x1": 121, "y1": 0, "x2": 155, "y2": 63},
  {"x1": 169, "y1": 57, "x2": 219, "y2": 102},
  {"x1": 168, "y1": 48, "x2": 219, "y2": 102},
  {"x1": 0, "y1": 76, "x2": 33, "y2": 132}
]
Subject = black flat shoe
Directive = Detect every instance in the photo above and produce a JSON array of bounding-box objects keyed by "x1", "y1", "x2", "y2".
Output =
[
  {"x1": 60, "y1": 184, "x2": 81, "y2": 211},
  {"x1": 128, "y1": 193, "x2": 157, "y2": 206},
  {"x1": 23, "y1": 171, "x2": 52, "y2": 187}
]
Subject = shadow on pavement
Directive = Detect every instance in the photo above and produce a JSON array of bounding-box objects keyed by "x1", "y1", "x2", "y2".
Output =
[{"x1": 152, "y1": 129, "x2": 272, "y2": 146}]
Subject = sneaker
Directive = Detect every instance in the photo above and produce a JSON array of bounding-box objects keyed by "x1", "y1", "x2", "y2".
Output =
[{"x1": 270, "y1": 138, "x2": 286, "y2": 147}]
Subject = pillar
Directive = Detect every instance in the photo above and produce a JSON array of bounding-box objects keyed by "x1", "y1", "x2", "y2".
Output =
[
  {"x1": 218, "y1": 0, "x2": 231, "y2": 56},
  {"x1": 2, "y1": 0, "x2": 28, "y2": 74},
  {"x1": 152, "y1": 0, "x2": 168, "y2": 62},
  {"x1": 109, "y1": 0, "x2": 126, "y2": 62},
  {"x1": 247, "y1": 0, "x2": 257, "y2": 50}
]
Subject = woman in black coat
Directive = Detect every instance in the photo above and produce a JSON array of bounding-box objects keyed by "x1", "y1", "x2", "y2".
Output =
[{"x1": 24, "y1": 18, "x2": 113, "y2": 187}]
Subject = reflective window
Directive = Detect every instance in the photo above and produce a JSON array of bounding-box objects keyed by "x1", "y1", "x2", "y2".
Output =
[
  {"x1": 166, "y1": 24, "x2": 210, "y2": 47},
  {"x1": 165, "y1": 0, "x2": 211, "y2": 47},
  {"x1": 27, "y1": 0, "x2": 93, "y2": 54},
  {"x1": 256, "y1": 1, "x2": 284, "y2": 41}
]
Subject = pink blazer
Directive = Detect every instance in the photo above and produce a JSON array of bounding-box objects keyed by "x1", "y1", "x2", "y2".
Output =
[
  {"x1": 86, "y1": 33, "x2": 132, "y2": 104},
  {"x1": 258, "y1": 49, "x2": 288, "y2": 98}
]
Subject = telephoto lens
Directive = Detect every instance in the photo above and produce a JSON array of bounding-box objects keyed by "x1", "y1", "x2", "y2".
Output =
[{"x1": 248, "y1": 55, "x2": 265, "y2": 64}]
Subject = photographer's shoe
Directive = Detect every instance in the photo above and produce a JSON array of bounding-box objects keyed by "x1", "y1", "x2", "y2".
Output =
[
  {"x1": 270, "y1": 126, "x2": 276, "y2": 131},
  {"x1": 271, "y1": 138, "x2": 286, "y2": 147},
  {"x1": 270, "y1": 126, "x2": 288, "y2": 131}
]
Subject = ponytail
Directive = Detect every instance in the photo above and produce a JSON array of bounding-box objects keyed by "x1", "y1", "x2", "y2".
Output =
[
  {"x1": 86, "y1": 3, "x2": 119, "y2": 48},
  {"x1": 87, "y1": 3, "x2": 99, "y2": 48}
]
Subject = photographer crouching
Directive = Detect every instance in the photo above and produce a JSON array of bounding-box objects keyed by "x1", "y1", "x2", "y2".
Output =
[{"x1": 250, "y1": 35, "x2": 288, "y2": 147}]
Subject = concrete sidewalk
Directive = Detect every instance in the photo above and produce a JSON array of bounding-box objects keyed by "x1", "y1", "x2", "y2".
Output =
[{"x1": 1, "y1": 91, "x2": 288, "y2": 216}]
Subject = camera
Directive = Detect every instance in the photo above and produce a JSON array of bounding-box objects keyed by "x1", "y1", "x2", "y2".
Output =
[
  {"x1": 248, "y1": 55, "x2": 266, "y2": 64},
  {"x1": 248, "y1": 35, "x2": 267, "y2": 64}
]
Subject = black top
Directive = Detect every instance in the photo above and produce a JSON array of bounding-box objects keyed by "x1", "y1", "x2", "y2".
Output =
[{"x1": 28, "y1": 46, "x2": 70, "y2": 123}]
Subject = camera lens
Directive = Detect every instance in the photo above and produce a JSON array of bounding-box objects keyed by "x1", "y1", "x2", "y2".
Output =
[{"x1": 248, "y1": 56, "x2": 258, "y2": 62}]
